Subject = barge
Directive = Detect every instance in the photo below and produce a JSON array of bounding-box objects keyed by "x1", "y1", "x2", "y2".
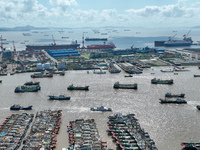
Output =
[{"x1": 67, "y1": 84, "x2": 89, "y2": 90}]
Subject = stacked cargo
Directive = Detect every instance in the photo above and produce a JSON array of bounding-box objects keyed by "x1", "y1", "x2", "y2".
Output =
[
  {"x1": 0, "y1": 113, "x2": 34, "y2": 149},
  {"x1": 22, "y1": 110, "x2": 62, "y2": 149}
]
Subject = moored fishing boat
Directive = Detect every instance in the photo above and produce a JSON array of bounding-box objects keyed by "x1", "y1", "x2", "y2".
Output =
[
  {"x1": 159, "y1": 98, "x2": 187, "y2": 104},
  {"x1": 151, "y1": 78, "x2": 173, "y2": 84},
  {"x1": 197, "y1": 105, "x2": 200, "y2": 110},
  {"x1": 113, "y1": 82, "x2": 137, "y2": 89},
  {"x1": 90, "y1": 106, "x2": 112, "y2": 111},
  {"x1": 67, "y1": 84, "x2": 89, "y2": 90},
  {"x1": 49, "y1": 95, "x2": 70, "y2": 100},
  {"x1": 165, "y1": 93, "x2": 185, "y2": 98}
]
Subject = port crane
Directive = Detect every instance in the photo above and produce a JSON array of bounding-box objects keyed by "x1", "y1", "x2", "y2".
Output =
[
  {"x1": 183, "y1": 30, "x2": 191, "y2": 40},
  {"x1": 0, "y1": 35, "x2": 6, "y2": 52},
  {"x1": 12, "y1": 41, "x2": 16, "y2": 55},
  {"x1": 168, "y1": 34, "x2": 177, "y2": 41}
]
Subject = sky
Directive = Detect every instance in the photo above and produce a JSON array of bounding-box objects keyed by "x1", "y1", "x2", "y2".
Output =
[{"x1": 1, "y1": 0, "x2": 200, "y2": 28}]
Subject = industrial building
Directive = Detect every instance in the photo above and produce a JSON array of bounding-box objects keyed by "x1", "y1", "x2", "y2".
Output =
[{"x1": 47, "y1": 49, "x2": 80, "y2": 58}]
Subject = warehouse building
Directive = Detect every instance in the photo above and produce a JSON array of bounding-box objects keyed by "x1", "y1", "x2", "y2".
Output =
[{"x1": 47, "y1": 49, "x2": 80, "y2": 58}]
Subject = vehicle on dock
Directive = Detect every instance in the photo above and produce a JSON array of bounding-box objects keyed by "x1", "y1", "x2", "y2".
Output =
[
  {"x1": 151, "y1": 78, "x2": 173, "y2": 84},
  {"x1": 10, "y1": 104, "x2": 32, "y2": 110},
  {"x1": 90, "y1": 106, "x2": 112, "y2": 112},
  {"x1": 113, "y1": 82, "x2": 137, "y2": 89},
  {"x1": 197, "y1": 105, "x2": 200, "y2": 110},
  {"x1": 15, "y1": 85, "x2": 41, "y2": 93},
  {"x1": 24, "y1": 81, "x2": 40, "y2": 86},
  {"x1": 159, "y1": 98, "x2": 187, "y2": 104},
  {"x1": 30, "y1": 72, "x2": 53, "y2": 78},
  {"x1": 165, "y1": 93, "x2": 185, "y2": 98},
  {"x1": 67, "y1": 84, "x2": 89, "y2": 90},
  {"x1": 48, "y1": 95, "x2": 70, "y2": 100}
]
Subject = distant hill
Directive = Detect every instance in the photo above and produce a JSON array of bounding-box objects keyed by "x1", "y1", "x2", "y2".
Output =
[{"x1": 0, "y1": 25, "x2": 49, "y2": 31}]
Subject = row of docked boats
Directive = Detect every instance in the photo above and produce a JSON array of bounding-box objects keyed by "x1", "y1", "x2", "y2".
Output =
[
  {"x1": 107, "y1": 113, "x2": 158, "y2": 150},
  {"x1": 67, "y1": 119, "x2": 107, "y2": 149}
]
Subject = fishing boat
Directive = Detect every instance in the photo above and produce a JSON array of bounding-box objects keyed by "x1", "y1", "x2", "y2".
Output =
[
  {"x1": 151, "y1": 78, "x2": 173, "y2": 84},
  {"x1": 48, "y1": 95, "x2": 70, "y2": 100},
  {"x1": 0, "y1": 80, "x2": 2, "y2": 83},
  {"x1": 194, "y1": 75, "x2": 200, "y2": 77},
  {"x1": 93, "y1": 69, "x2": 106, "y2": 74},
  {"x1": 165, "y1": 93, "x2": 185, "y2": 98},
  {"x1": 67, "y1": 84, "x2": 89, "y2": 90},
  {"x1": 124, "y1": 74, "x2": 133, "y2": 77},
  {"x1": 15, "y1": 85, "x2": 41, "y2": 93},
  {"x1": 90, "y1": 106, "x2": 112, "y2": 111},
  {"x1": 30, "y1": 72, "x2": 53, "y2": 78},
  {"x1": 10, "y1": 104, "x2": 32, "y2": 110},
  {"x1": 181, "y1": 142, "x2": 200, "y2": 150},
  {"x1": 113, "y1": 82, "x2": 137, "y2": 89},
  {"x1": 159, "y1": 98, "x2": 187, "y2": 104},
  {"x1": 160, "y1": 69, "x2": 174, "y2": 72},
  {"x1": 197, "y1": 105, "x2": 200, "y2": 110},
  {"x1": 24, "y1": 81, "x2": 40, "y2": 86}
]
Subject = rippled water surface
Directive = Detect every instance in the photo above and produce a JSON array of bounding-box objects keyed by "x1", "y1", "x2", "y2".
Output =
[{"x1": 1, "y1": 66, "x2": 200, "y2": 150}]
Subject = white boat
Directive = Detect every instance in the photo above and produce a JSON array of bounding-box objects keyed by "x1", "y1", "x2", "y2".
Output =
[{"x1": 93, "y1": 69, "x2": 106, "y2": 74}]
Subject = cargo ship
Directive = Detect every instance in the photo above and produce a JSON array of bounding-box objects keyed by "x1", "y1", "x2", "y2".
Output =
[
  {"x1": 113, "y1": 82, "x2": 137, "y2": 89},
  {"x1": 159, "y1": 98, "x2": 187, "y2": 104},
  {"x1": 26, "y1": 40, "x2": 80, "y2": 50},
  {"x1": 30, "y1": 72, "x2": 53, "y2": 78},
  {"x1": 85, "y1": 37, "x2": 107, "y2": 41},
  {"x1": 151, "y1": 78, "x2": 173, "y2": 84},
  {"x1": 165, "y1": 93, "x2": 185, "y2": 98},
  {"x1": 87, "y1": 42, "x2": 115, "y2": 49},
  {"x1": 48, "y1": 95, "x2": 70, "y2": 100},
  {"x1": 67, "y1": 84, "x2": 89, "y2": 90}
]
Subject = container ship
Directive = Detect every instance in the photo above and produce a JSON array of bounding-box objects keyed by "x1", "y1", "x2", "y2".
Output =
[
  {"x1": 26, "y1": 40, "x2": 80, "y2": 50},
  {"x1": 87, "y1": 42, "x2": 116, "y2": 49},
  {"x1": 85, "y1": 37, "x2": 107, "y2": 41}
]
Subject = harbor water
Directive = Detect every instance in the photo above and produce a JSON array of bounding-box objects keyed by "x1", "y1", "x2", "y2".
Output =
[{"x1": 0, "y1": 67, "x2": 200, "y2": 150}]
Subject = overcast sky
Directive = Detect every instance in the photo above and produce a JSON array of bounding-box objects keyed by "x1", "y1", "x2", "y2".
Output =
[{"x1": 1, "y1": 0, "x2": 200, "y2": 28}]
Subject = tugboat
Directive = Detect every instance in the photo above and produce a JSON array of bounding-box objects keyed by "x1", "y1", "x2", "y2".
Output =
[
  {"x1": 165, "y1": 93, "x2": 185, "y2": 98},
  {"x1": 113, "y1": 82, "x2": 137, "y2": 89},
  {"x1": 90, "y1": 106, "x2": 112, "y2": 112},
  {"x1": 197, "y1": 105, "x2": 200, "y2": 110},
  {"x1": 67, "y1": 84, "x2": 89, "y2": 90},
  {"x1": 10, "y1": 105, "x2": 32, "y2": 110},
  {"x1": 15, "y1": 85, "x2": 41, "y2": 93},
  {"x1": 159, "y1": 98, "x2": 187, "y2": 104},
  {"x1": 151, "y1": 78, "x2": 173, "y2": 84},
  {"x1": 48, "y1": 95, "x2": 70, "y2": 100}
]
